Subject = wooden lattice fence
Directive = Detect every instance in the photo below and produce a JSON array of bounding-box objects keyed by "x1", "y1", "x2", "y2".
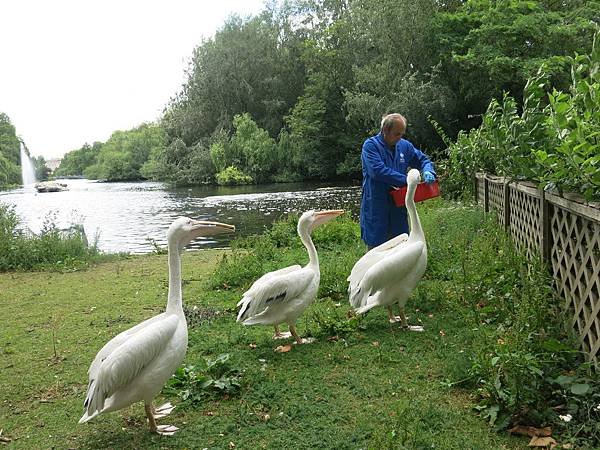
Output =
[{"x1": 475, "y1": 173, "x2": 600, "y2": 367}]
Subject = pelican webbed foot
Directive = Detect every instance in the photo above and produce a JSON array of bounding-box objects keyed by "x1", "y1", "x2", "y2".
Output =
[
  {"x1": 293, "y1": 337, "x2": 316, "y2": 345},
  {"x1": 400, "y1": 324, "x2": 424, "y2": 332},
  {"x1": 146, "y1": 402, "x2": 179, "y2": 436},
  {"x1": 272, "y1": 331, "x2": 292, "y2": 339},
  {"x1": 156, "y1": 424, "x2": 179, "y2": 436},
  {"x1": 153, "y1": 402, "x2": 175, "y2": 419}
]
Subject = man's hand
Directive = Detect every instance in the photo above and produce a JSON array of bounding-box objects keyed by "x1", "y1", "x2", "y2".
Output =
[{"x1": 423, "y1": 171, "x2": 435, "y2": 184}]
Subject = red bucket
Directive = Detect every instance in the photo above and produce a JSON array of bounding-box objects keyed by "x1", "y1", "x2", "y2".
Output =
[{"x1": 390, "y1": 180, "x2": 440, "y2": 207}]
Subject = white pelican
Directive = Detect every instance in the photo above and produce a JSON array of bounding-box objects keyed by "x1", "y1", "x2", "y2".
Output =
[
  {"x1": 349, "y1": 169, "x2": 427, "y2": 330},
  {"x1": 236, "y1": 209, "x2": 344, "y2": 344},
  {"x1": 79, "y1": 217, "x2": 235, "y2": 435}
]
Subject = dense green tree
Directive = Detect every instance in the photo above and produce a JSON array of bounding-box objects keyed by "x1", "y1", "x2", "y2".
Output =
[
  {"x1": 431, "y1": 0, "x2": 600, "y2": 131},
  {"x1": 33, "y1": 156, "x2": 50, "y2": 181},
  {"x1": 163, "y1": 8, "x2": 306, "y2": 147},
  {"x1": 54, "y1": 142, "x2": 101, "y2": 177},
  {"x1": 87, "y1": 123, "x2": 165, "y2": 181},
  {"x1": 230, "y1": 113, "x2": 277, "y2": 182},
  {"x1": 338, "y1": 0, "x2": 458, "y2": 159},
  {"x1": 0, "y1": 113, "x2": 21, "y2": 186},
  {"x1": 0, "y1": 152, "x2": 20, "y2": 187},
  {"x1": 0, "y1": 113, "x2": 20, "y2": 166},
  {"x1": 444, "y1": 31, "x2": 600, "y2": 200},
  {"x1": 283, "y1": 0, "x2": 359, "y2": 180}
]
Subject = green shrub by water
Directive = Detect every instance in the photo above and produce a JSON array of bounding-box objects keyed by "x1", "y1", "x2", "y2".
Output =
[{"x1": 0, "y1": 202, "x2": 102, "y2": 271}]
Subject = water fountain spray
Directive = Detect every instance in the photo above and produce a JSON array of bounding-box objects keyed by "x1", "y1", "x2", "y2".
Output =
[{"x1": 19, "y1": 138, "x2": 37, "y2": 186}]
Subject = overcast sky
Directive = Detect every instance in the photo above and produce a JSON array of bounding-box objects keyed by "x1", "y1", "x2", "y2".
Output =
[{"x1": 1, "y1": 0, "x2": 266, "y2": 160}]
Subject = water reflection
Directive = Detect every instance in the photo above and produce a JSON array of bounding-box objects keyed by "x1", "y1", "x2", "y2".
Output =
[{"x1": 0, "y1": 179, "x2": 361, "y2": 254}]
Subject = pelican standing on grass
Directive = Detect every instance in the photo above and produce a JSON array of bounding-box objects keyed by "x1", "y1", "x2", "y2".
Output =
[
  {"x1": 79, "y1": 217, "x2": 235, "y2": 435},
  {"x1": 237, "y1": 209, "x2": 344, "y2": 344},
  {"x1": 348, "y1": 169, "x2": 427, "y2": 330}
]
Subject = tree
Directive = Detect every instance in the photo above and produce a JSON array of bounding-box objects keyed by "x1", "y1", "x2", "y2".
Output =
[
  {"x1": 431, "y1": 0, "x2": 600, "y2": 130},
  {"x1": 230, "y1": 113, "x2": 277, "y2": 182},
  {"x1": 341, "y1": 0, "x2": 457, "y2": 152},
  {"x1": 89, "y1": 123, "x2": 165, "y2": 181},
  {"x1": 54, "y1": 142, "x2": 101, "y2": 177},
  {"x1": 0, "y1": 113, "x2": 22, "y2": 186},
  {"x1": 34, "y1": 156, "x2": 51, "y2": 181},
  {"x1": 163, "y1": 9, "x2": 306, "y2": 147}
]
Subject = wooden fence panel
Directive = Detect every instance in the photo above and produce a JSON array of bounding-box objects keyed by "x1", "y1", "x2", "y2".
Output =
[
  {"x1": 488, "y1": 179, "x2": 505, "y2": 226},
  {"x1": 509, "y1": 185, "x2": 541, "y2": 261},
  {"x1": 548, "y1": 200, "x2": 600, "y2": 364},
  {"x1": 475, "y1": 174, "x2": 600, "y2": 367},
  {"x1": 477, "y1": 176, "x2": 485, "y2": 204}
]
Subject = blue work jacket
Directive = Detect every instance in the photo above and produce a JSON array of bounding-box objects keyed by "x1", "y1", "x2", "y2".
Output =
[{"x1": 360, "y1": 133, "x2": 435, "y2": 247}]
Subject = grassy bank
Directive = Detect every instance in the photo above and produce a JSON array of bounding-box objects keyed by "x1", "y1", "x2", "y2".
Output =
[{"x1": 0, "y1": 200, "x2": 593, "y2": 449}]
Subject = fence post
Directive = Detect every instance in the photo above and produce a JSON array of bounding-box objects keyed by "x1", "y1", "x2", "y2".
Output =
[
  {"x1": 483, "y1": 177, "x2": 489, "y2": 213},
  {"x1": 540, "y1": 189, "x2": 550, "y2": 262},
  {"x1": 504, "y1": 180, "x2": 510, "y2": 232}
]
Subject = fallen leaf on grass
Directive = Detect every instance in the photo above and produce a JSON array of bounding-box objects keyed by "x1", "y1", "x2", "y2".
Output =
[
  {"x1": 509, "y1": 425, "x2": 552, "y2": 437},
  {"x1": 372, "y1": 341, "x2": 380, "y2": 347},
  {"x1": 248, "y1": 343, "x2": 257, "y2": 349},
  {"x1": 274, "y1": 344, "x2": 292, "y2": 353},
  {"x1": 439, "y1": 330, "x2": 446, "y2": 337},
  {"x1": 528, "y1": 436, "x2": 557, "y2": 448}
]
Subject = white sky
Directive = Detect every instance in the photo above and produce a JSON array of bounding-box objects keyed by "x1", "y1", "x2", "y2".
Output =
[{"x1": 1, "y1": 0, "x2": 266, "y2": 160}]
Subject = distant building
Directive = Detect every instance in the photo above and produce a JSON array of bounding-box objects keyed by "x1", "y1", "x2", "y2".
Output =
[{"x1": 45, "y1": 158, "x2": 62, "y2": 172}]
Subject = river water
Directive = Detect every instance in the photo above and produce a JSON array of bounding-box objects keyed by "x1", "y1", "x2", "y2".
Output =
[{"x1": 0, "y1": 179, "x2": 361, "y2": 253}]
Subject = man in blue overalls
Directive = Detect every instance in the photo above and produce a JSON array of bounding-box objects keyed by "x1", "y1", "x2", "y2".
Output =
[{"x1": 359, "y1": 113, "x2": 436, "y2": 323}]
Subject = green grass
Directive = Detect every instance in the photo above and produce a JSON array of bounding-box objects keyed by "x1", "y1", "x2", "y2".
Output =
[{"x1": 0, "y1": 200, "x2": 571, "y2": 449}]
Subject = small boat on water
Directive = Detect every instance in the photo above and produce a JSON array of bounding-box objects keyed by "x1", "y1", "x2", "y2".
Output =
[{"x1": 35, "y1": 181, "x2": 68, "y2": 193}]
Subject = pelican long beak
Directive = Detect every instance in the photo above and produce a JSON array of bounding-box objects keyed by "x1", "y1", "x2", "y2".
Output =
[
  {"x1": 190, "y1": 220, "x2": 236, "y2": 237},
  {"x1": 313, "y1": 209, "x2": 344, "y2": 228}
]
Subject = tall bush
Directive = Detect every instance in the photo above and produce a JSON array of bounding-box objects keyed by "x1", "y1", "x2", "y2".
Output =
[
  {"x1": 0, "y1": 203, "x2": 100, "y2": 271},
  {"x1": 444, "y1": 31, "x2": 600, "y2": 200}
]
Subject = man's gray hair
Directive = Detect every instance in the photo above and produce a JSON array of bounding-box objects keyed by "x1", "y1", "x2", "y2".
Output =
[{"x1": 380, "y1": 113, "x2": 406, "y2": 133}]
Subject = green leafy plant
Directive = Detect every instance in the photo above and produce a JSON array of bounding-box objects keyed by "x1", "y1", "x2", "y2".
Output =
[
  {"x1": 164, "y1": 354, "x2": 243, "y2": 405},
  {"x1": 309, "y1": 304, "x2": 363, "y2": 338},
  {"x1": 0, "y1": 203, "x2": 101, "y2": 272},
  {"x1": 215, "y1": 166, "x2": 253, "y2": 186},
  {"x1": 535, "y1": 33, "x2": 600, "y2": 199},
  {"x1": 443, "y1": 30, "x2": 600, "y2": 200}
]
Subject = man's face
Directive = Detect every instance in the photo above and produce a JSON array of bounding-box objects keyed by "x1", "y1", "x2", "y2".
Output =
[{"x1": 383, "y1": 120, "x2": 405, "y2": 147}]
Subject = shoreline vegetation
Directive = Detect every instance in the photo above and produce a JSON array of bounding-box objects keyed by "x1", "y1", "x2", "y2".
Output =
[{"x1": 1, "y1": 199, "x2": 598, "y2": 448}]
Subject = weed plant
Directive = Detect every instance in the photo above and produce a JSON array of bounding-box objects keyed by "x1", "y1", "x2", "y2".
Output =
[
  {"x1": 0, "y1": 202, "x2": 103, "y2": 271},
  {"x1": 164, "y1": 354, "x2": 243, "y2": 405}
]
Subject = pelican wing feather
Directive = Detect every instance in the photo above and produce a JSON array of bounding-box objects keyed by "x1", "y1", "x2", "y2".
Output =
[
  {"x1": 347, "y1": 233, "x2": 409, "y2": 295},
  {"x1": 350, "y1": 241, "x2": 425, "y2": 309},
  {"x1": 236, "y1": 265, "x2": 302, "y2": 308},
  {"x1": 87, "y1": 313, "x2": 166, "y2": 381},
  {"x1": 82, "y1": 314, "x2": 179, "y2": 417},
  {"x1": 237, "y1": 267, "x2": 314, "y2": 322}
]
